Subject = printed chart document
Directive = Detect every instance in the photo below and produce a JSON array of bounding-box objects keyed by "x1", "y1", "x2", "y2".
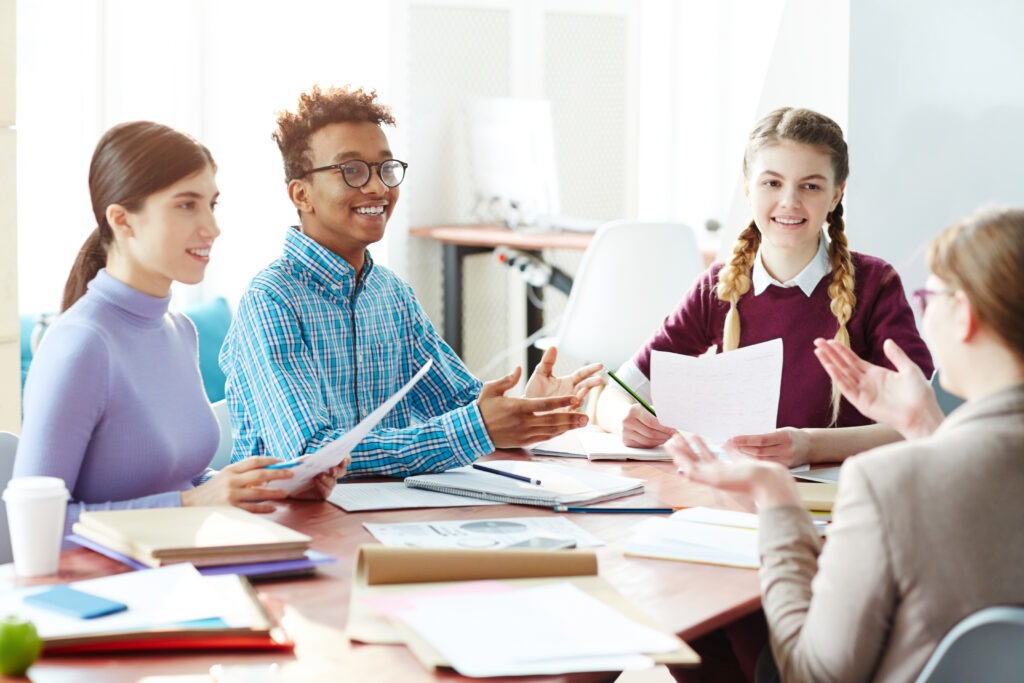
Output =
[
  {"x1": 650, "y1": 339, "x2": 783, "y2": 441},
  {"x1": 404, "y1": 460, "x2": 644, "y2": 506},
  {"x1": 269, "y1": 359, "x2": 433, "y2": 494},
  {"x1": 363, "y1": 516, "x2": 603, "y2": 549},
  {"x1": 328, "y1": 482, "x2": 503, "y2": 512},
  {"x1": 347, "y1": 545, "x2": 698, "y2": 673},
  {"x1": 530, "y1": 427, "x2": 670, "y2": 461}
]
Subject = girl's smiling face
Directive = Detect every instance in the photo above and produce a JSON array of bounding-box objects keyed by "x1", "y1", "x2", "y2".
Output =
[{"x1": 745, "y1": 139, "x2": 845, "y2": 264}]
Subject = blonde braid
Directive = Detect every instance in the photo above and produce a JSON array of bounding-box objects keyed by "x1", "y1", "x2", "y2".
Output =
[
  {"x1": 826, "y1": 199, "x2": 856, "y2": 423},
  {"x1": 716, "y1": 221, "x2": 761, "y2": 351}
]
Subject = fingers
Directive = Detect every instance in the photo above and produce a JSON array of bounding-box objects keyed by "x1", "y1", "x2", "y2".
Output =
[
  {"x1": 574, "y1": 376, "x2": 605, "y2": 401},
  {"x1": 533, "y1": 346, "x2": 558, "y2": 377},
  {"x1": 515, "y1": 394, "x2": 581, "y2": 413},
  {"x1": 481, "y1": 367, "x2": 523, "y2": 399},
  {"x1": 882, "y1": 338, "x2": 915, "y2": 374},
  {"x1": 221, "y1": 456, "x2": 281, "y2": 473},
  {"x1": 570, "y1": 362, "x2": 604, "y2": 384}
]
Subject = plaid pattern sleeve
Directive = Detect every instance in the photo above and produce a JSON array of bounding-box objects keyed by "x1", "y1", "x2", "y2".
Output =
[{"x1": 220, "y1": 229, "x2": 493, "y2": 477}]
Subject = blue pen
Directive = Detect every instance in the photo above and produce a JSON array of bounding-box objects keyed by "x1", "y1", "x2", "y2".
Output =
[{"x1": 264, "y1": 460, "x2": 302, "y2": 470}]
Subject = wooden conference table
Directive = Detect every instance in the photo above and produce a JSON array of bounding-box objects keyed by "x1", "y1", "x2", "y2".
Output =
[{"x1": 0, "y1": 452, "x2": 761, "y2": 683}]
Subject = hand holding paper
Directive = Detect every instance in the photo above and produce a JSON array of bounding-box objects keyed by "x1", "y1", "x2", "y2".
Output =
[
  {"x1": 650, "y1": 339, "x2": 783, "y2": 442},
  {"x1": 267, "y1": 360, "x2": 433, "y2": 495}
]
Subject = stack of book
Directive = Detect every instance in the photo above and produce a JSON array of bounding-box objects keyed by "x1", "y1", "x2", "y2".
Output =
[
  {"x1": 1, "y1": 564, "x2": 293, "y2": 654},
  {"x1": 69, "y1": 506, "x2": 331, "y2": 578}
]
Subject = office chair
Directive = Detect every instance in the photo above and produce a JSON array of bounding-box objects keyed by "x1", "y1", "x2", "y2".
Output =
[
  {"x1": 930, "y1": 370, "x2": 965, "y2": 416},
  {"x1": 914, "y1": 606, "x2": 1024, "y2": 682},
  {"x1": 536, "y1": 220, "x2": 705, "y2": 371},
  {"x1": 209, "y1": 400, "x2": 234, "y2": 470},
  {"x1": 0, "y1": 431, "x2": 18, "y2": 564}
]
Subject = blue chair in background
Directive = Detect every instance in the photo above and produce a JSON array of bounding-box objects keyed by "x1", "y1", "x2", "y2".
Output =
[
  {"x1": 19, "y1": 297, "x2": 232, "y2": 403},
  {"x1": 914, "y1": 606, "x2": 1024, "y2": 682}
]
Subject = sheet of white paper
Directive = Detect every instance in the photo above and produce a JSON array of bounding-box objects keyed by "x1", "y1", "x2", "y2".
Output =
[
  {"x1": 327, "y1": 482, "x2": 502, "y2": 511},
  {"x1": 363, "y1": 516, "x2": 604, "y2": 549},
  {"x1": 395, "y1": 582, "x2": 676, "y2": 677},
  {"x1": 626, "y1": 517, "x2": 760, "y2": 568},
  {"x1": 529, "y1": 428, "x2": 588, "y2": 457},
  {"x1": 650, "y1": 339, "x2": 783, "y2": 441},
  {"x1": 269, "y1": 359, "x2": 433, "y2": 494},
  {"x1": 0, "y1": 564, "x2": 259, "y2": 639},
  {"x1": 577, "y1": 430, "x2": 670, "y2": 460}
]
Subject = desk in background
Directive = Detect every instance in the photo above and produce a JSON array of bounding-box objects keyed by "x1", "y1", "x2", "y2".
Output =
[
  {"x1": 410, "y1": 224, "x2": 719, "y2": 374},
  {"x1": 410, "y1": 224, "x2": 592, "y2": 373},
  {"x1": 1, "y1": 454, "x2": 760, "y2": 682}
]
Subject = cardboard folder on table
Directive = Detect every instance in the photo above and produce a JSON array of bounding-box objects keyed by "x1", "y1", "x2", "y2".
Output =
[{"x1": 347, "y1": 545, "x2": 699, "y2": 674}]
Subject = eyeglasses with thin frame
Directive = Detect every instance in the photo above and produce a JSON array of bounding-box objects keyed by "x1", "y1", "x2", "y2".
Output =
[
  {"x1": 912, "y1": 288, "x2": 954, "y2": 315},
  {"x1": 299, "y1": 159, "x2": 408, "y2": 188}
]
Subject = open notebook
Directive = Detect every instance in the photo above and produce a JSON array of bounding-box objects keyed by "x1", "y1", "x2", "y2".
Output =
[
  {"x1": 530, "y1": 428, "x2": 670, "y2": 461},
  {"x1": 404, "y1": 460, "x2": 644, "y2": 506}
]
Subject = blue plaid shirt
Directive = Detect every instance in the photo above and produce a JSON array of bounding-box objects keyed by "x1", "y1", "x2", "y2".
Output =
[{"x1": 219, "y1": 227, "x2": 493, "y2": 477}]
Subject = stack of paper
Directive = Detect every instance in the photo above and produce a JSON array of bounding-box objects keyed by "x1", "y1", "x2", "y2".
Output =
[
  {"x1": 71, "y1": 506, "x2": 312, "y2": 568},
  {"x1": 348, "y1": 545, "x2": 698, "y2": 676},
  {"x1": 625, "y1": 507, "x2": 762, "y2": 569},
  {"x1": 625, "y1": 506, "x2": 828, "y2": 568},
  {"x1": 530, "y1": 428, "x2": 670, "y2": 461},
  {"x1": 0, "y1": 564, "x2": 291, "y2": 654},
  {"x1": 404, "y1": 460, "x2": 644, "y2": 506}
]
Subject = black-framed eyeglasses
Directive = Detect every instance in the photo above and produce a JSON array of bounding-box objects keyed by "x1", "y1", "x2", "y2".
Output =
[
  {"x1": 299, "y1": 159, "x2": 408, "y2": 188},
  {"x1": 912, "y1": 288, "x2": 954, "y2": 315}
]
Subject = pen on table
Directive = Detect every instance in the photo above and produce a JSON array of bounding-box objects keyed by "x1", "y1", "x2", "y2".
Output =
[
  {"x1": 607, "y1": 370, "x2": 657, "y2": 417},
  {"x1": 553, "y1": 505, "x2": 688, "y2": 514},
  {"x1": 472, "y1": 463, "x2": 542, "y2": 486}
]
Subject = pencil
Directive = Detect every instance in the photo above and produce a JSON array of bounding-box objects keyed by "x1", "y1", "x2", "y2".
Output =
[
  {"x1": 553, "y1": 505, "x2": 687, "y2": 514},
  {"x1": 607, "y1": 370, "x2": 657, "y2": 416},
  {"x1": 472, "y1": 462, "x2": 542, "y2": 486}
]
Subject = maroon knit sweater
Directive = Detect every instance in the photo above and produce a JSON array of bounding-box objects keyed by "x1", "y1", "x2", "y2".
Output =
[{"x1": 634, "y1": 252, "x2": 934, "y2": 429}]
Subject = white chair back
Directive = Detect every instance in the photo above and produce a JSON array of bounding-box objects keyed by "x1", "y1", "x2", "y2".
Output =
[
  {"x1": 543, "y1": 220, "x2": 704, "y2": 370},
  {"x1": 209, "y1": 400, "x2": 233, "y2": 470},
  {"x1": 0, "y1": 431, "x2": 18, "y2": 564},
  {"x1": 914, "y1": 606, "x2": 1024, "y2": 682}
]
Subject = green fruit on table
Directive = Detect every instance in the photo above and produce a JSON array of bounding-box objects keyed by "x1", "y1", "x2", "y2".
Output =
[{"x1": 0, "y1": 615, "x2": 43, "y2": 676}]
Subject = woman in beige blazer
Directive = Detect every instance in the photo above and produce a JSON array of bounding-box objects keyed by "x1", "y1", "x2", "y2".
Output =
[{"x1": 669, "y1": 205, "x2": 1024, "y2": 682}]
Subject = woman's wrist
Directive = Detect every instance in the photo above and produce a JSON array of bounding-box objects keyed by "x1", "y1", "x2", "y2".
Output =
[{"x1": 751, "y1": 464, "x2": 802, "y2": 509}]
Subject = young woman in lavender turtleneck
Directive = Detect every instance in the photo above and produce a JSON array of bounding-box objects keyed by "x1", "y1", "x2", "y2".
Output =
[
  {"x1": 16, "y1": 121, "x2": 344, "y2": 533},
  {"x1": 596, "y1": 107, "x2": 933, "y2": 467}
]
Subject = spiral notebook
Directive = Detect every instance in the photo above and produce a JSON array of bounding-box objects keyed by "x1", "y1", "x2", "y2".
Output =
[{"x1": 404, "y1": 460, "x2": 644, "y2": 507}]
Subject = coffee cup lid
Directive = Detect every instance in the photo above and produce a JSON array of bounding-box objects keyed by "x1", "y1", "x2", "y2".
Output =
[{"x1": 3, "y1": 475, "x2": 70, "y2": 501}]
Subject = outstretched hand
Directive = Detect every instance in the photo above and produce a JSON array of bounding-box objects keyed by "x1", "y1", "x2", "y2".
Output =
[
  {"x1": 524, "y1": 346, "x2": 604, "y2": 406},
  {"x1": 813, "y1": 338, "x2": 943, "y2": 439},
  {"x1": 667, "y1": 432, "x2": 800, "y2": 509},
  {"x1": 479, "y1": 365, "x2": 588, "y2": 448}
]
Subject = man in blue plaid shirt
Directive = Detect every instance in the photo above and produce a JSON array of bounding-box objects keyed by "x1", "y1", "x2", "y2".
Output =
[{"x1": 220, "y1": 85, "x2": 603, "y2": 478}]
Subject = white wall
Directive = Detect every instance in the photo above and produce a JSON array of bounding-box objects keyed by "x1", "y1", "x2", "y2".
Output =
[{"x1": 848, "y1": 0, "x2": 1024, "y2": 291}]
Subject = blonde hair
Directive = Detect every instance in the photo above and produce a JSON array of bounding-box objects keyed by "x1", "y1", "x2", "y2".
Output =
[
  {"x1": 928, "y1": 206, "x2": 1024, "y2": 357},
  {"x1": 716, "y1": 107, "x2": 853, "y2": 424}
]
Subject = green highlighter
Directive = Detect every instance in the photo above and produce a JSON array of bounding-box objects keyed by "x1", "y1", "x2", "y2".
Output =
[{"x1": 607, "y1": 370, "x2": 657, "y2": 417}]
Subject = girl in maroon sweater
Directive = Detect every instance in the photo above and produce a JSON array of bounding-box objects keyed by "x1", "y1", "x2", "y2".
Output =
[{"x1": 597, "y1": 108, "x2": 933, "y2": 467}]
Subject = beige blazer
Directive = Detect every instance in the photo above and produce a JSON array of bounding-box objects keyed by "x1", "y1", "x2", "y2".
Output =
[{"x1": 757, "y1": 382, "x2": 1024, "y2": 683}]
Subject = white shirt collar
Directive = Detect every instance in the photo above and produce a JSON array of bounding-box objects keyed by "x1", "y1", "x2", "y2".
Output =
[{"x1": 752, "y1": 229, "x2": 831, "y2": 297}]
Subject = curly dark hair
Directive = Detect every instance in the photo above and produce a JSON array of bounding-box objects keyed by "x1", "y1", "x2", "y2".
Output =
[{"x1": 273, "y1": 85, "x2": 396, "y2": 183}]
